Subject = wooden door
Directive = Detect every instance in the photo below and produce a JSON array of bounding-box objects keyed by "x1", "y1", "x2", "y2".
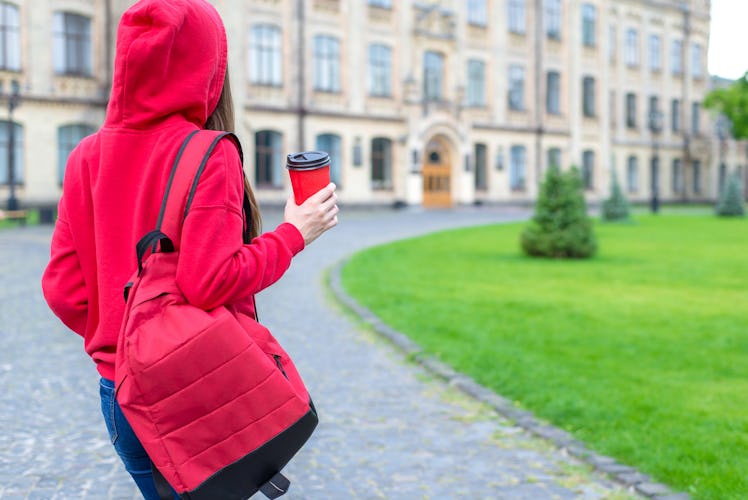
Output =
[{"x1": 422, "y1": 139, "x2": 452, "y2": 208}]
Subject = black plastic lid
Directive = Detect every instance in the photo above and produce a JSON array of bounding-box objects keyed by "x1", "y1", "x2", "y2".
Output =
[{"x1": 286, "y1": 151, "x2": 330, "y2": 170}]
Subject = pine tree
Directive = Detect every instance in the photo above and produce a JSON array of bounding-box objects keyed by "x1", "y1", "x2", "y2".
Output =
[
  {"x1": 521, "y1": 166, "x2": 597, "y2": 258},
  {"x1": 715, "y1": 171, "x2": 746, "y2": 217},
  {"x1": 601, "y1": 169, "x2": 630, "y2": 222}
]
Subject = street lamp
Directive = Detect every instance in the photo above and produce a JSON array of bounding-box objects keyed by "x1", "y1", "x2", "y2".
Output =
[
  {"x1": 1, "y1": 79, "x2": 21, "y2": 211},
  {"x1": 648, "y1": 108, "x2": 663, "y2": 213}
]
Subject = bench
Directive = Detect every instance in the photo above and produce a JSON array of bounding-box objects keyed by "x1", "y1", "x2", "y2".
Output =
[{"x1": 1, "y1": 209, "x2": 29, "y2": 225}]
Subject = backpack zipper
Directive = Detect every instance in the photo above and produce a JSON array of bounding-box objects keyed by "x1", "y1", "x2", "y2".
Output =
[{"x1": 273, "y1": 355, "x2": 289, "y2": 379}]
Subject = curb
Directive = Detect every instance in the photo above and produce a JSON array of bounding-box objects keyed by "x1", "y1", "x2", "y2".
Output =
[{"x1": 329, "y1": 258, "x2": 690, "y2": 500}]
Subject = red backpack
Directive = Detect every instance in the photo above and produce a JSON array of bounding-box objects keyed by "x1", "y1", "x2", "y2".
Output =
[{"x1": 114, "y1": 130, "x2": 317, "y2": 499}]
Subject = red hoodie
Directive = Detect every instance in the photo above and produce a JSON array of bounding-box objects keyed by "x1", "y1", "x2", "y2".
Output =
[{"x1": 41, "y1": 0, "x2": 304, "y2": 381}]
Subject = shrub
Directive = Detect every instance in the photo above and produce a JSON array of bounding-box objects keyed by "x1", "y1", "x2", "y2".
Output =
[
  {"x1": 601, "y1": 170, "x2": 630, "y2": 222},
  {"x1": 715, "y1": 171, "x2": 746, "y2": 217},
  {"x1": 521, "y1": 166, "x2": 597, "y2": 258}
]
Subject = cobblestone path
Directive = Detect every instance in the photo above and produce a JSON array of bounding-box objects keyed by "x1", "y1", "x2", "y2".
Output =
[{"x1": 0, "y1": 207, "x2": 635, "y2": 499}]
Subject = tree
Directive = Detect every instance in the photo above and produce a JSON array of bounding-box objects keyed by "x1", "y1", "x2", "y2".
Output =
[
  {"x1": 704, "y1": 73, "x2": 748, "y2": 140},
  {"x1": 715, "y1": 171, "x2": 746, "y2": 217},
  {"x1": 521, "y1": 166, "x2": 597, "y2": 259},
  {"x1": 601, "y1": 169, "x2": 630, "y2": 222}
]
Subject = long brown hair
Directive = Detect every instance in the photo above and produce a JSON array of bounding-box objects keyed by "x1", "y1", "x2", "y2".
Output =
[{"x1": 206, "y1": 68, "x2": 262, "y2": 239}]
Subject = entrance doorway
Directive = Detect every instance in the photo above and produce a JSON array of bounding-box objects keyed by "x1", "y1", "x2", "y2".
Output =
[{"x1": 422, "y1": 137, "x2": 452, "y2": 208}]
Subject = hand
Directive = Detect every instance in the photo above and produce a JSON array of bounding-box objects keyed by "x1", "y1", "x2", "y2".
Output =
[{"x1": 284, "y1": 183, "x2": 339, "y2": 246}]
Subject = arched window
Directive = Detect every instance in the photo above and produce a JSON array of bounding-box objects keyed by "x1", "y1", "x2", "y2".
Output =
[
  {"x1": 371, "y1": 137, "x2": 392, "y2": 190},
  {"x1": 627, "y1": 156, "x2": 639, "y2": 193},
  {"x1": 474, "y1": 143, "x2": 487, "y2": 191},
  {"x1": 249, "y1": 24, "x2": 282, "y2": 86},
  {"x1": 509, "y1": 145, "x2": 526, "y2": 190},
  {"x1": 254, "y1": 131, "x2": 283, "y2": 188},
  {"x1": 0, "y1": 120, "x2": 23, "y2": 184},
  {"x1": 315, "y1": 133, "x2": 342, "y2": 186},
  {"x1": 58, "y1": 124, "x2": 95, "y2": 185},
  {"x1": 582, "y1": 150, "x2": 595, "y2": 190}
]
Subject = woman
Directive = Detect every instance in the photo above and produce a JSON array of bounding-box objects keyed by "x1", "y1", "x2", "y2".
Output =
[{"x1": 41, "y1": 1, "x2": 338, "y2": 498}]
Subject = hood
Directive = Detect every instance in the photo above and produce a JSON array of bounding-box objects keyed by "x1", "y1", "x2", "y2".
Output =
[{"x1": 104, "y1": 0, "x2": 227, "y2": 129}]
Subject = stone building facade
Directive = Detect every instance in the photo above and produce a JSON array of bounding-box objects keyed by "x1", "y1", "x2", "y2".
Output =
[{"x1": 1, "y1": 0, "x2": 743, "y2": 209}]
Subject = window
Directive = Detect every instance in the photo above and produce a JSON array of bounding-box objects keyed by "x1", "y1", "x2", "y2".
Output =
[
  {"x1": 583, "y1": 76, "x2": 595, "y2": 117},
  {"x1": 508, "y1": 0, "x2": 525, "y2": 34},
  {"x1": 547, "y1": 147, "x2": 561, "y2": 170},
  {"x1": 671, "y1": 99, "x2": 681, "y2": 132},
  {"x1": 509, "y1": 145, "x2": 526, "y2": 190},
  {"x1": 368, "y1": 44, "x2": 391, "y2": 97},
  {"x1": 316, "y1": 134, "x2": 342, "y2": 186},
  {"x1": 53, "y1": 12, "x2": 92, "y2": 76},
  {"x1": 648, "y1": 96, "x2": 659, "y2": 130},
  {"x1": 424, "y1": 51, "x2": 444, "y2": 101},
  {"x1": 255, "y1": 130, "x2": 283, "y2": 188},
  {"x1": 627, "y1": 156, "x2": 639, "y2": 193},
  {"x1": 371, "y1": 137, "x2": 392, "y2": 190},
  {"x1": 671, "y1": 40, "x2": 683, "y2": 75},
  {"x1": 672, "y1": 158, "x2": 682, "y2": 194},
  {"x1": 648, "y1": 34, "x2": 661, "y2": 72},
  {"x1": 546, "y1": 71, "x2": 560, "y2": 114},
  {"x1": 467, "y1": 59, "x2": 485, "y2": 106},
  {"x1": 0, "y1": 120, "x2": 22, "y2": 184},
  {"x1": 609, "y1": 26, "x2": 616, "y2": 62},
  {"x1": 545, "y1": 0, "x2": 561, "y2": 39},
  {"x1": 582, "y1": 150, "x2": 594, "y2": 190},
  {"x1": 368, "y1": 0, "x2": 391, "y2": 7},
  {"x1": 0, "y1": 3, "x2": 20, "y2": 71},
  {"x1": 691, "y1": 43, "x2": 703, "y2": 78},
  {"x1": 582, "y1": 4, "x2": 596, "y2": 47},
  {"x1": 474, "y1": 143, "x2": 487, "y2": 191},
  {"x1": 625, "y1": 29, "x2": 639, "y2": 67},
  {"x1": 313, "y1": 35, "x2": 340, "y2": 92},
  {"x1": 508, "y1": 65, "x2": 525, "y2": 111},
  {"x1": 468, "y1": 0, "x2": 487, "y2": 26},
  {"x1": 58, "y1": 124, "x2": 94, "y2": 185},
  {"x1": 691, "y1": 102, "x2": 700, "y2": 135},
  {"x1": 693, "y1": 160, "x2": 701, "y2": 194},
  {"x1": 626, "y1": 93, "x2": 637, "y2": 128},
  {"x1": 249, "y1": 25, "x2": 282, "y2": 86}
]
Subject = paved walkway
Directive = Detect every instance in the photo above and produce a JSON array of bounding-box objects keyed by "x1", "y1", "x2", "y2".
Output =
[{"x1": 0, "y1": 206, "x2": 634, "y2": 499}]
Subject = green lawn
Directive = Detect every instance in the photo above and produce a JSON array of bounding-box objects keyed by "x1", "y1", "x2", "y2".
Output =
[{"x1": 341, "y1": 213, "x2": 748, "y2": 500}]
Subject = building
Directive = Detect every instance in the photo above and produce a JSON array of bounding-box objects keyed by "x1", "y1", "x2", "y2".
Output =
[{"x1": 0, "y1": 0, "x2": 740, "y2": 210}]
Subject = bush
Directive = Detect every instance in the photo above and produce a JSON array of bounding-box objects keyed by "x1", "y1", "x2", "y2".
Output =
[
  {"x1": 601, "y1": 170, "x2": 630, "y2": 222},
  {"x1": 715, "y1": 171, "x2": 746, "y2": 217},
  {"x1": 521, "y1": 166, "x2": 597, "y2": 258}
]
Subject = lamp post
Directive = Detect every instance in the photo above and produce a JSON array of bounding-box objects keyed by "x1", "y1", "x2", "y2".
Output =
[
  {"x1": 648, "y1": 108, "x2": 663, "y2": 213},
  {"x1": 3, "y1": 80, "x2": 21, "y2": 211}
]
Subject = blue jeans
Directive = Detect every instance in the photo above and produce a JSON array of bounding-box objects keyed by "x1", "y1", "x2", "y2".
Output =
[{"x1": 99, "y1": 378, "x2": 179, "y2": 500}]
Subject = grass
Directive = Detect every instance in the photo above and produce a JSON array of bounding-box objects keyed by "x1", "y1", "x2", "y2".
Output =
[{"x1": 341, "y1": 212, "x2": 748, "y2": 500}]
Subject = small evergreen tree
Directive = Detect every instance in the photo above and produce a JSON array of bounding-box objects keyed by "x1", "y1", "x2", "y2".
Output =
[
  {"x1": 601, "y1": 169, "x2": 630, "y2": 222},
  {"x1": 715, "y1": 171, "x2": 746, "y2": 217},
  {"x1": 521, "y1": 166, "x2": 597, "y2": 259}
]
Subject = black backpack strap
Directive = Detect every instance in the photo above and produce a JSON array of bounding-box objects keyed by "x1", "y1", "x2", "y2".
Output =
[{"x1": 259, "y1": 472, "x2": 290, "y2": 499}]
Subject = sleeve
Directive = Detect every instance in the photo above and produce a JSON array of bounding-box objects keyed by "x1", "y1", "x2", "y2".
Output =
[
  {"x1": 41, "y1": 194, "x2": 89, "y2": 337},
  {"x1": 175, "y1": 138, "x2": 305, "y2": 310}
]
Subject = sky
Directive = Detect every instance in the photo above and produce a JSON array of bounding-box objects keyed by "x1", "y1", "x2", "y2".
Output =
[{"x1": 708, "y1": 0, "x2": 748, "y2": 79}]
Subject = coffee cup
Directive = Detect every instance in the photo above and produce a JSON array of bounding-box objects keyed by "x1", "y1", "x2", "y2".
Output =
[{"x1": 286, "y1": 151, "x2": 331, "y2": 205}]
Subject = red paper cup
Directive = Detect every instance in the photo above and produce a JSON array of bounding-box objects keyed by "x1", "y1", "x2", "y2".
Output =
[{"x1": 287, "y1": 151, "x2": 331, "y2": 205}]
